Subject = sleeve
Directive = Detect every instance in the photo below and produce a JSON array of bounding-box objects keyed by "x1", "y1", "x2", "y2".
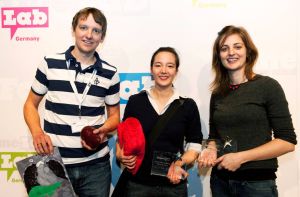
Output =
[
  {"x1": 264, "y1": 78, "x2": 297, "y2": 144},
  {"x1": 184, "y1": 98, "x2": 203, "y2": 144},
  {"x1": 31, "y1": 56, "x2": 49, "y2": 96},
  {"x1": 122, "y1": 95, "x2": 134, "y2": 121},
  {"x1": 105, "y1": 72, "x2": 120, "y2": 105},
  {"x1": 208, "y1": 93, "x2": 221, "y2": 140}
]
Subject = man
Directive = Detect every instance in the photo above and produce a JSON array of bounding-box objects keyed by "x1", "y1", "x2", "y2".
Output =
[{"x1": 23, "y1": 7, "x2": 120, "y2": 197}]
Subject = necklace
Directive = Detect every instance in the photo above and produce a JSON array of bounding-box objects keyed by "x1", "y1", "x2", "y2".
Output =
[
  {"x1": 229, "y1": 78, "x2": 248, "y2": 90},
  {"x1": 229, "y1": 84, "x2": 240, "y2": 90}
]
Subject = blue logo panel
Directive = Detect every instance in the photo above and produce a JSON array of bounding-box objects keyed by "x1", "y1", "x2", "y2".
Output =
[{"x1": 119, "y1": 73, "x2": 151, "y2": 104}]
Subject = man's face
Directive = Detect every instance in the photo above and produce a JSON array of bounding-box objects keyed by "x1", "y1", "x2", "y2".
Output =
[{"x1": 73, "y1": 13, "x2": 104, "y2": 55}]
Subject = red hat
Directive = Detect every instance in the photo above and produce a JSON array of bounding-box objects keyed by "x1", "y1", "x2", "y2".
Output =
[{"x1": 117, "y1": 117, "x2": 145, "y2": 175}]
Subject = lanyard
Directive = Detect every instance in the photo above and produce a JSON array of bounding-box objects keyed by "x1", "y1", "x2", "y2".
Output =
[{"x1": 66, "y1": 60, "x2": 97, "y2": 118}]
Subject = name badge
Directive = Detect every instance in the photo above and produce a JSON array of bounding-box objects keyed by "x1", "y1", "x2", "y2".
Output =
[{"x1": 71, "y1": 119, "x2": 88, "y2": 133}]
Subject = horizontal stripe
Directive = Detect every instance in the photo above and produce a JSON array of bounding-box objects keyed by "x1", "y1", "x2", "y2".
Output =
[
  {"x1": 44, "y1": 108, "x2": 106, "y2": 126},
  {"x1": 45, "y1": 53, "x2": 66, "y2": 61},
  {"x1": 62, "y1": 152, "x2": 110, "y2": 167},
  {"x1": 44, "y1": 116, "x2": 105, "y2": 136},
  {"x1": 45, "y1": 59, "x2": 118, "y2": 82},
  {"x1": 102, "y1": 63, "x2": 117, "y2": 72},
  {"x1": 88, "y1": 84, "x2": 111, "y2": 97},
  {"x1": 47, "y1": 80, "x2": 73, "y2": 92},
  {"x1": 49, "y1": 133, "x2": 81, "y2": 147},
  {"x1": 46, "y1": 57, "x2": 68, "y2": 69},
  {"x1": 93, "y1": 74, "x2": 116, "y2": 89},
  {"x1": 48, "y1": 77, "x2": 113, "y2": 97},
  {"x1": 46, "y1": 71, "x2": 117, "y2": 96},
  {"x1": 100, "y1": 67, "x2": 117, "y2": 79},
  {"x1": 105, "y1": 93, "x2": 120, "y2": 105},
  {"x1": 35, "y1": 68, "x2": 48, "y2": 87},
  {"x1": 47, "y1": 68, "x2": 74, "y2": 81},
  {"x1": 47, "y1": 91, "x2": 105, "y2": 107},
  {"x1": 47, "y1": 68, "x2": 95, "y2": 81},
  {"x1": 107, "y1": 82, "x2": 120, "y2": 95},
  {"x1": 47, "y1": 79, "x2": 110, "y2": 96},
  {"x1": 58, "y1": 141, "x2": 108, "y2": 158},
  {"x1": 46, "y1": 80, "x2": 108, "y2": 96},
  {"x1": 60, "y1": 146, "x2": 110, "y2": 165},
  {"x1": 49, "y1": 132, "x2": 107, "y2": 148},
  {"x1": 44, "y1": 120, "x2": 75, "y2": 136},
  {"x1": 31, "y1": 82, "x2": 47, "y2": 95},
  {"x1": 64, "y1": 152, "x2": 110, "y2": 166},
  {"x1": 45, "y1": 100, "x2": 105, "y2": 116},
  {"x1": 111, "y1": 72, "x2": 120, "y2": 85}
]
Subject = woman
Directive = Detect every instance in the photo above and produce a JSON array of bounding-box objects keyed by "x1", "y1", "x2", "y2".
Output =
[
  {"x1": 198, "y1": 25, "x2": 297, "y2": 197},
  {"x1": 116, "y1": 47, "x2": 203, "y2": 197}
]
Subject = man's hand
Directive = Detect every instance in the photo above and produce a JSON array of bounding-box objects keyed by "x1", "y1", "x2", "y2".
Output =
[
  {"x1": 81, "y1": 126, "x2": 105, "y2": 150},
  {"x1": 32, "y1": 131, "x2": 53, "y2": 154}
]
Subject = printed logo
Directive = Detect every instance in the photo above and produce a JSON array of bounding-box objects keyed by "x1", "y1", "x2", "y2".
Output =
[
  {"x1": 0, "y1": 152, "x2": 35, "y2": 182},
  {"x1": 119, "y1": 73, "x2": 151, "y2": 104},
  {"x1": 1, "y1": 7, "x2": 49, "y2": 39}
]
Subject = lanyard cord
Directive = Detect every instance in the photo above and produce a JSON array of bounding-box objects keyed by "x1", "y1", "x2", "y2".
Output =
[{"x1": 66, "y1": 60, "x2": 97, "y2": 118}]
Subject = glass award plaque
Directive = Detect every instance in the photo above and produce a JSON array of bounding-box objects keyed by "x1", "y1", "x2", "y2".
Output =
[{"x1": 150, "y1": 151, "x2": 177, "y2": 177}]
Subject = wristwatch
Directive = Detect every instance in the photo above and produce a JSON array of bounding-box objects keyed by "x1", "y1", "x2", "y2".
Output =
[{"x1": 175, "y1": 157, "x2": 185, "y2": 167}]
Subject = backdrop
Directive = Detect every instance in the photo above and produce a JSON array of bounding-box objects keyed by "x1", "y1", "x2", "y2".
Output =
[{"x1": 0, "y1": 0, "x2": 299, "y2": 196}]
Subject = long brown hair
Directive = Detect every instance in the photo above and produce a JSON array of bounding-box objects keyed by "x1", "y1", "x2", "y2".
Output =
[{"x1": 210, "y1": 25, "x2": 258, "y2": 95}]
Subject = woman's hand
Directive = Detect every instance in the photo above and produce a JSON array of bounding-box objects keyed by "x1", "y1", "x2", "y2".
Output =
[
  {"x1": 167, "y1": 161, "x2": 188, "y2": 184},
  {"x1": 215, "y1": 152, "x2": 244, "y2": 171},
  {"x1": 197, "y1": 147, "x2": 217, "y2": 168},
  {"x1": 116, "y1": 146, "x2": 137, "y2": 170}
]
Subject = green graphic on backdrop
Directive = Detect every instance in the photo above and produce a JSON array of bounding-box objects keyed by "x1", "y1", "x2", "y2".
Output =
[{"x1": 0, "y1": 152, "x2": 35, "y2": 180}]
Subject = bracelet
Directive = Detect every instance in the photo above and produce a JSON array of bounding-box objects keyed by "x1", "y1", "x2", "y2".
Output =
[
  {"x1": 175, "y1": 157, "x2": 185, "y2": 167},
  {"x1": 177, "y1": 157, "x2": 183, "y2": 162}
]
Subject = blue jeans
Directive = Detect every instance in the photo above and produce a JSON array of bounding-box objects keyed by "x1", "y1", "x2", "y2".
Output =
[
  {"x1": 210, "y1": 174, "x2": 278, "y2": 197},
  {"x1": 125, "y1": 180, "x2": 187, "y2": 197},
  {"x1": 66, "y1": 160, "x2": 111, "y2": 197}
]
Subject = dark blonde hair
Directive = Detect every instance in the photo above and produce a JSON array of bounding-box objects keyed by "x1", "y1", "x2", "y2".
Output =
[
  {"x1": 211, "y1": 25, "x2": 258, "y2": 95},
  {"x1": 72, "y1": 7, "x2": 107, "y2": 39}
]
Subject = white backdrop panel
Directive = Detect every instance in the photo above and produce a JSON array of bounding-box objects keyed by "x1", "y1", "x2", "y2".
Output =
[{"x1": 0, "y1": 0, "x2": 299, "y2": 196}]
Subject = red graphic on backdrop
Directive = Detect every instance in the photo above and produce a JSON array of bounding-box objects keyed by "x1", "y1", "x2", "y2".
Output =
[{"x1": 1, "y1": 7, "x2": 48, "y2": 39}]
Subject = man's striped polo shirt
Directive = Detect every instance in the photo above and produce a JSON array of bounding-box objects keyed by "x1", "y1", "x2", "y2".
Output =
[{"x1": 31, "y1": 46, "x2": 120, "y2": 166}]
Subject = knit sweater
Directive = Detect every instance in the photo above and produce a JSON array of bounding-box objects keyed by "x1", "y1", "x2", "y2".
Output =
[
  {"x1": 209, "y1": 75, "x2": 297, "y2": 176},
  {"x1": 123, "y1": 91, "x2": 203, "y2": 185}
]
